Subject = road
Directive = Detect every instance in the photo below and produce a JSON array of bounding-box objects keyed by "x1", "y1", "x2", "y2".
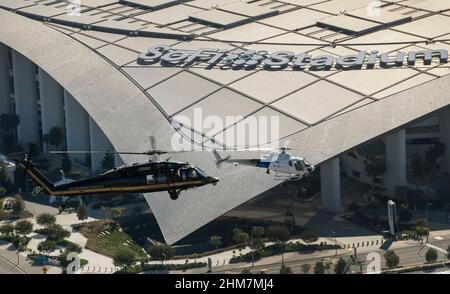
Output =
[
  {"x1": 0, "y1": 255, "x2": 25, "y2": 274},
  {"x1": 188, "y1": 234, "x2": 450, "y2": 274}
]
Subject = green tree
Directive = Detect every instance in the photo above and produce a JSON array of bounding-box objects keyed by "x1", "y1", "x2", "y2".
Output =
[
  {"x1": 61, "y1": 155, "x2": 72, "y2": 174},
  {"x1": 447, "y1": 245, "x2": 450, "y2": 260},
  {"x1": 0, "y1": 223, "x2": 14, "y2": 236},
  {"x1": 48, "y1": 126, "x2": 65, "y2": 150},
  {"x1": 37, "y1": 240, "x2": 57, "y2": 254},
  {"x1": 300, "y1": 230, "x2": 319, "y2": 245},
  {"x1": 384, "y1": 250, "x2": 400, "y2": 269},
  {"x1": 334, "y1": 257, "x2": 347, "y2": 274},
  {"x1": 279, "y1": 265, "x2": 292, "y2": 274},
  {"x1": 314, "y1": 261, "x2": 325, "y2": 274},
  {"x1": 252, "y1": 226, "x2": 265, "y2": 239},
  {"x1": 113, "y1": 250, "x2": 136, "y2": 269},
  {"x1": 364, "y1": 156, "x2": 386, "y2": 195},
  {"x1": 425, "y1": 248, "x2": 438, "y2": 263},
  {"x1": 265, "y1": 224, "x2": 290, "y2": 243},
  {"x1": 301, "y1": 263, "x2": 311, "y2": 274},
  {"x1": 14, "y1": 220, "x2": 33, "y2": 236},
  {"x1": 413, "y1": 218, "x2": 430, "y2": 241},
  {"x1": 232, "y1": 228, "x2": 250, "y2": 245},
  {"x1": 149, "y1": 244, "x2": 175, "y2": 261},
  {"x1": 209, "y1": 235, "x2": 222, "y2": 249},
  {"x1": 77, "y1": 203, "x2": 88, "y2": 222},
  {"x1": 0, "y1": 167, "x2": 14, "y2": 194},
  {"x1": 101, "y1": 152, "x2": 115, "y2": 171},
  {"x1": 12, "y1": 194, "x2": 25, "y2": 212},
  {"x1": 266, "y1": 224, "x2": 290, "y2": 266},
  {"x1": 37, "y1": 213, "x2": 56, "y2": 227},
  {"x1": 46, "y1": 224, "x2": 70, "y2": 241}
]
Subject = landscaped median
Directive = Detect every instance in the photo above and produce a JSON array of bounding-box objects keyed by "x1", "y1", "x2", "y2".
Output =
[{"x1": 382, "y1": 260, "x2": 450, "y2": 274}]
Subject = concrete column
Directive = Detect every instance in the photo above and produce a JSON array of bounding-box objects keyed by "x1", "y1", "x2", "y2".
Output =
[
  {"x1": 320, "y1": 157, "x2": 343, "y2": 212},
  {"x1": 0, "y1": 44, "x2": 11, "y2": 114},
  {"x1": 384, "y1": 129, "x2": 407, "y2": 195},
  {"x1": 38, "y1": 68, "x2": 64, "y2": 152},
  {"x1": 439, "y1": 108, "x2": 450, "y2": 173},
  {"x1": 12, "y1": 50, "x2": 40, "y2": 145},
  {"x1": 64, "y1": 90, "x2": 90, "y2": 165},
  {"x1": 89, "y1": 116, "x2": 114, "y2": 172}
]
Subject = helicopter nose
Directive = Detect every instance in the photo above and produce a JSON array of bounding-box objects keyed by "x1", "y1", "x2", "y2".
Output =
[
  {"x1": 208, "y1": 176, "x2": 219, "y2": 185},
  {"x1": 307, "y1": 165, "x2": 315, "y2": 173}
]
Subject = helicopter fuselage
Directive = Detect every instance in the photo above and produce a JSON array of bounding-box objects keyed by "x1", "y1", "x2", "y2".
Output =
[{"x1": 21, "y1": 160, "x2": 219, "y2": 200}]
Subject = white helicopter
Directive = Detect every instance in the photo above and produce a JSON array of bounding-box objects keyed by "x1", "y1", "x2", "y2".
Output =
[{"x1": 212, "y1": 146, "x2": 315, "y2": 180}]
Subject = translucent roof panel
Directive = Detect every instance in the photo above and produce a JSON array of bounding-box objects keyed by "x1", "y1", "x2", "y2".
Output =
[
  {"x1": 372, "y1": 73, "x2": 436, "y2": 99},
  {"x1": 310, "y1": 0, "x2": 374, "y2": 14},
  {"x1": 229, "y1": 70, "x2": 318, "y2": 104},
  {"x1": 0, "y1": 0, "x2": 37, "y2": 10},
  {"x1": 394, "y1": 15, "x2": 450, "y2": 39},
  {"x1": 342, "y1": 29, "x2": 425, "y2": 53},
  {"x1": 136, "y1": 5, "x2": 202, "y2": 25},
  {"x1": 216, "y1": 106, "x2": 308, "y2": 146},
  {"x1": 70, "y1": 33, "x2": 108, "y2": 49},
  {"x1": 120, "y1": 0, "x2": 179, "y2": 10},
  {"x1": 281, "y1": 0, "x2": 332, "y2": 6},
  {"x1": 96, "y1": 44, "x2": 139, "y2": 66},
  {"x1": 175, "y1": 88, "x2": 264, "y2": 131},
  {"x1": 271, "y1": 80, "x2": 364, "y2": 124},
  {"x1": 147, "y1": 71, "x2": 221, "y2": 116},
  {"x1": 188, "y1": 67, "x2": 255, "y2": 85},
  {"x1": 260, "y1": 8, "x2": 331, "y2": 31},
  {"x1": 115, "y1": 36, "x2": 179, "y2": 52},
  {"x1": 17, "y1": 4, "x2": 66, "y2": 18},
  {"x1": 217, "y1": 2, "x2": 278, "y2": 18},
  {"x1": 404, "y1": 0, "x2": 450, "y2": 12},
  {"x1": 188, "y1": 0, "x2": 242, "y2": 9},
  {"x1": 328, "y1": 98, "x2": 373, "y2": 119},
  {"x1": 245, "y1": 32, "x2": 325, "y2": 53},
  {"x1": 347, "y1": 6, "x2": 412, "y2": 25},
  {"x1": 189, "y1": 9, "x2": 249, "y2": 27},
  {"x1": 317, "y1": 15, "x2": 383, "y2": 35},
  {"x1": 327, "y1": 68, "x2": 419, "y2": 96},
  {"x1": 123, "y1": 66, "x2": 182, "y2": 89},
  {"x1": 208, "y1": 22, "x2": 285, "y2": 43}
]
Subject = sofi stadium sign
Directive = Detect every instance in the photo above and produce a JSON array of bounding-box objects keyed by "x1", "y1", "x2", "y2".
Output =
[{"x1": 138, "y1": 45, "x2": 448, "y2": 70}]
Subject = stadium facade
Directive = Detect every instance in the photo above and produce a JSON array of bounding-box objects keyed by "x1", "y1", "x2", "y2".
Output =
[{"x1": 0, "y1": 0, "x2": 450, "y2": 244}]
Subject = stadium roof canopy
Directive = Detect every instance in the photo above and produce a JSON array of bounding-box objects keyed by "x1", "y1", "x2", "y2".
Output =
[{"x1": 1, "y1": 0, "x2": 450, "y2": 244}]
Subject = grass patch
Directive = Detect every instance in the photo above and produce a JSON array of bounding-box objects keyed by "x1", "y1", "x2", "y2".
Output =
[{"x1": 80, "y1": 221, "x2": 147, "y2": 259}]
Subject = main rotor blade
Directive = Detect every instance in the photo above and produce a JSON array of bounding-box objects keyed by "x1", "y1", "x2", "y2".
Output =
[{"x1": 50, "y1": 150, "x2": 190, "y2": 155}]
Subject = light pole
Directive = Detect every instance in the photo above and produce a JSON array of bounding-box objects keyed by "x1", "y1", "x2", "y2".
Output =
[
  {"x1": 331, "y1": 230, "x2": 337, "y2": 256},
  {"x1": 250, "y1": 227, "x2": 255, "y2": 267},
  {"x1": 426, "y1": 202, "x2": 432, "y2": 224}
]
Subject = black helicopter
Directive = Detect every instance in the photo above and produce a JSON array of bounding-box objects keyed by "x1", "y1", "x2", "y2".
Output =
[{"x1": 16, "y1": 144, "x2": 219, "y2": 202}]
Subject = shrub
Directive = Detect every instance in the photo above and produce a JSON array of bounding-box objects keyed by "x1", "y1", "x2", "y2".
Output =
[
  {"x1": 15, "y1": 220, "x2": 33, "y2": 236},
  {"x1": 113, "y1": 250, "x2": 136, "y2": 268},
  {"x1": 0, "y1": 223, "x2": 14, "y2": 236},
  {"x1": 279, "y1": 265, "x2": 292, "y2": 274},
  {"x1": 37, "y1": 213, "x2": 56, "y2": 227},
  {"x1": 384, "y1": 250, "x2": 400, "y2": 269},
  {"x1": 38, "y1": 240, "x2": 57, "y2": 253},
  {"x1": 334, "y1": 257, "x2": 347, "y2": 274},
  {"x1": 300, "y1": 230, "x2": 319, "y2": 244},
  {"x1": 149, "y1": 244, "x2": 175, "y2": 261},
  {"x1": 12, "y1": 195, "x2": 25, "y2": 212},
  {"x1": 314, "y1": 261, "x2": 325, "y2": 274},
  {"x1": 425, "y1": 248, "x2": 438, "y2": 263}
]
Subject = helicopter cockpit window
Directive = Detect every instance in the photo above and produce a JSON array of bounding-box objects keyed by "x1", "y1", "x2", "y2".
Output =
[
  {"x1": 289, "y1": 160, "x2": 293, "y2": 167},
  {"x1": 195, "y1": 167, "x2": 207, "y2": 178},
  {"x1": 295, "y1": 160, "x2": 304, "y2": 171},
  {"x1": 180, "y1": 169, "x2": 188, "y2": 181},
  {"x1": 187, "y1": 168, "x2": 198, "y2": 179}
]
